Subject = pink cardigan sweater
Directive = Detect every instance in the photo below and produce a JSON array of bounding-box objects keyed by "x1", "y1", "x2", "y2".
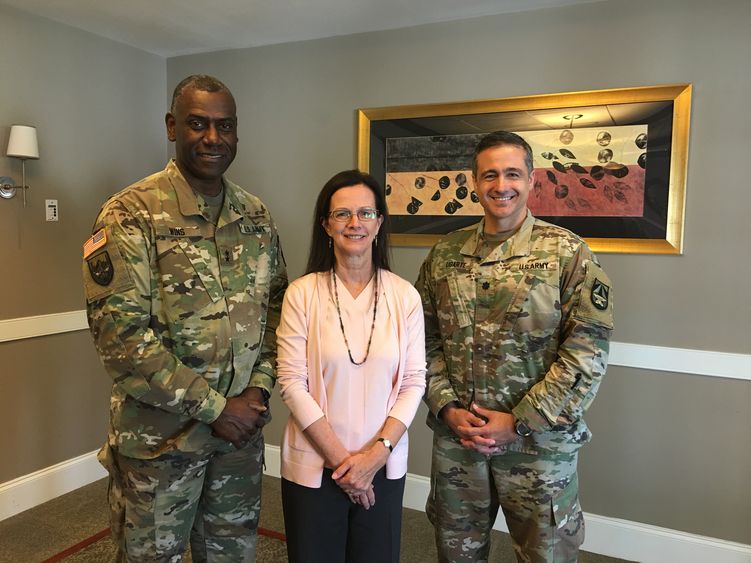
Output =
[{"x1": 276, "y1": 270, "x2": 426, "y2": 488}]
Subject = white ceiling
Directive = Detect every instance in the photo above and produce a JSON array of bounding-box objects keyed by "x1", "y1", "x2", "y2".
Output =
[{"x1": 1, "y1": 0, "x2": 605, "y2": 58}]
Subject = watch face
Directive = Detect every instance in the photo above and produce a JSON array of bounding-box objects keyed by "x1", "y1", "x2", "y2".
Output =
[
  {"x1": 379, "y1": 438, "x2": 392, "y2": 451},
  {"x1": 515, "y1": 420, "x2": 532, "y2": 437}
]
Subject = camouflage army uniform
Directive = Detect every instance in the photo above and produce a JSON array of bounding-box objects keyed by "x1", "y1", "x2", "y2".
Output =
[
  {"x1": 83, "y1": 160, "x2": 287, "y2": 562},
  {"x1": 415, "y1": 211, "x2": 613, "y2": 563}
]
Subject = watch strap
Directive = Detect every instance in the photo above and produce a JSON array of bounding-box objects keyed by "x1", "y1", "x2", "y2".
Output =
[{"x1": 377, "y1": 437, "x2": 393, "y2": 452}]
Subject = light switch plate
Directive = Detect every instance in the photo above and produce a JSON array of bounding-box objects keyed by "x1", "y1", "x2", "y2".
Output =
[{"x1": 46, "y1": 199, "x2": 59, "y2": 221}]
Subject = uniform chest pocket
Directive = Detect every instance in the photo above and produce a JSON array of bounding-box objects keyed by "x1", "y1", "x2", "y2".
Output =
[
  {"x1": 511, "y1": 271, "x2": 561, "y2": 338},
  {"x1": 156, "y1": 238, "x2": 221, "y2": 315},
  {"x1": 435, "y1": 273, "x2": 472, "y2": 336},
  {"x1": 234, "y1": 227, "x2": 273, "y2": 298}
]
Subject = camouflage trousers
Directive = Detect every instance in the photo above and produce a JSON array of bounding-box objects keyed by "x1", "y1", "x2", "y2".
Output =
[
  {"x1": 98, "y1": 431, "x2": 264, "y2": 563},
  {"x1": 426, "y1": 428, "x2": 584, "y2": 563}
]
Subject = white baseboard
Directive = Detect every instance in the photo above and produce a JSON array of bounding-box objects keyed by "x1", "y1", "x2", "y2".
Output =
[
  {"x1": 0, "y1": 449, "x2": 106, "y2": 521},
  {"x1": 266, "y1": 445, "x2": 751, "y2": 563},
  {"x1": 2, "y1": 447, "x2": 749, "y2": 563}
]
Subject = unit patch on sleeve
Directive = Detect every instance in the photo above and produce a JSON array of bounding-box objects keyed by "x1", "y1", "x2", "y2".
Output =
[
  {"x1": 83, "y1": 237, "x2": 134, "y2": 303},
  {"x1": 572, "y1": 261, "x2": 614, "y2": 329},
  {"x1": 591, "y1": 278, "x2": 610, "y2": 310},
  {"x1": 87, "y1": 251, "x2": 114, "y2": 286}
]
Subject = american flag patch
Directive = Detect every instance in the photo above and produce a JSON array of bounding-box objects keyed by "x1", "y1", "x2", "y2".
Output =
[{"x1": 83, "y1": 228, "x2": 107, "y2": 258}]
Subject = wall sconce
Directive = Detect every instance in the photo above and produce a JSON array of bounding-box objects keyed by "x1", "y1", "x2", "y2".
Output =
[{"x1": 0, "y1": 125, "x2": 40, "y2": 207}]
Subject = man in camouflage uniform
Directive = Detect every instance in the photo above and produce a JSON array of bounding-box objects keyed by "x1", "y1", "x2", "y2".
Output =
[
  {"x1": 82, "y1": 75, "x2": 287, "y2": 562},
  {"x1": 415, "y1": 131, "x2": 614, "y2": 563}
]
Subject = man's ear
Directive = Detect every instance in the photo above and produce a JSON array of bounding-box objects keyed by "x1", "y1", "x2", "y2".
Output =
[{"x1": 165, "y1": 113, "x2": 176, "y2": 142}]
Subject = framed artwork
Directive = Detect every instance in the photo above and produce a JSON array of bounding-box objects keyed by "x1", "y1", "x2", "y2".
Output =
[{"x1": 357, "y1": 84, "x2": 692, "y2": 254}]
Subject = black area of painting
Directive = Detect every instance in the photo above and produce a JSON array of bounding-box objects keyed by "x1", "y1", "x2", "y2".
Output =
[{"x1": 369, "y1": 101, "x2": 673, "y2": 240}]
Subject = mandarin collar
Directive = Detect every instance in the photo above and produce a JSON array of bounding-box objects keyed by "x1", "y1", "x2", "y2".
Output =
[
  {"x1": 459, "y1": 210, "x2": 536, "y2": 263},
  {"x1": 165, "y1": 159, "x2": 243, "y2": 225}
]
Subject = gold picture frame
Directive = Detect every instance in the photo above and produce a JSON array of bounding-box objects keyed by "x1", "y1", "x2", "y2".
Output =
[{"x1": 357, "y1": 84, "x2": 691, "y2": 254}]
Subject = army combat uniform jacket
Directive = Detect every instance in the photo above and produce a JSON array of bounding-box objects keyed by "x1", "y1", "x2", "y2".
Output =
[
  {"x1": 416, "y1": 211, "x2": 613, "y2": 455},
  {"x1": 83, "y1": 160, "x2": 287, "y2": 459}
]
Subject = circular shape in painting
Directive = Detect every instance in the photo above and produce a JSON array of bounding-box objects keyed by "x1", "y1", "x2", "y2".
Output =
[
  {"x1": 554, "y1": 185, "x2": 569, "y2": 199},
  {"x1": 559, "y1": 130, "x2": 574, "y2": 145},
  {"x1": 597, "y1": 131, "x2": 612, "y2": 146},
  {"x1": 597, "y1": 149, "x2": 614, "y2": 163}
]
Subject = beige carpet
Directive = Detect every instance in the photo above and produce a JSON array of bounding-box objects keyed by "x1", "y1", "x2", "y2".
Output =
[
  {"x1": 49, "y1": 530, "x2": 287, "y2": 563},
  {"x1": 0, "y1": 474, "x2": 632, "y2": 562}
]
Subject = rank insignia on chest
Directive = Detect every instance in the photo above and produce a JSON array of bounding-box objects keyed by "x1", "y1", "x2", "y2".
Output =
[
  {"x1": 87, "y1": 251, "x2": 114, "y2": 286},
  {"x1": 591, "y1": 278, "x2": 610, "y2": 310}
]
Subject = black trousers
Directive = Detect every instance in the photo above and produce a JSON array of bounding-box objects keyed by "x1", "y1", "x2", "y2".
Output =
[{"x1": 281, "y1": 467, "x2": 406, "y2": 563}]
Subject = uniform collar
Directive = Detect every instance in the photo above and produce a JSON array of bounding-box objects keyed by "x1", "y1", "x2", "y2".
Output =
[
  {"x1": 165, "y1": 159, "x2": 244, "y2": 225},
  {"x1": 460, "y1": 210, "x2": 536, "y2": 262}
]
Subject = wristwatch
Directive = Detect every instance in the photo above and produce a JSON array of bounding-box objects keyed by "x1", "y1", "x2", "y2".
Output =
[
  {"x1": 377, "y1": 437, "x2": 393, "y2": 452},
  {"x1": 514, "y1": 419, "x2": 533, "y2": 437}
]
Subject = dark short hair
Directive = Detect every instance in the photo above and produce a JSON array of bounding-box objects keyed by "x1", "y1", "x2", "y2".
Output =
[
  {"x1": 170, "y1": 75, "x2": 234, "y2": 113},
  {"x1": 305, "y1": 170, "x2": 391, "y2": 274},
  {"x1": 472, "y1": 130, "x2": 534, "y2": 176}
]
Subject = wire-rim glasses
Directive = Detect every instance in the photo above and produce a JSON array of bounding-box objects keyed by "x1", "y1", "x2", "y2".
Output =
[{"x1": 328, "y1": 208, "x2": 380, "y2": 222}]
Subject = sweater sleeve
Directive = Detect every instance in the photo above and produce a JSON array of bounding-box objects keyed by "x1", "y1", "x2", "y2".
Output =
[
  {"x1": 387, "y1": 282, "x2": 427, "y2": 427},
  {"x1": 276, "y1": 279, "x2": 327, "y2": 430}
]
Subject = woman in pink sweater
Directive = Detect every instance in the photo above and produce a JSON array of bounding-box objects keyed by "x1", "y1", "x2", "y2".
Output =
[{"x1": 276, "y1": 170, "x2": 426, "y2": 563}]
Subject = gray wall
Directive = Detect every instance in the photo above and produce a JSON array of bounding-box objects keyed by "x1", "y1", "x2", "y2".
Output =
[
  {"x1": 1, "y1": 0, "x2": 749, "y2": 547},
  {"x1": 168, "y1": 0, "x2": 751, "y2": 543},
  {"x1": 0, "y1": 7, "x2": 166, "y2": 481}
]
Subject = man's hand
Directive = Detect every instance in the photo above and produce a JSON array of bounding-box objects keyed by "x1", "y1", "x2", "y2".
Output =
[
  {"x1": 210, "y1": 388, "x2": 268, "y2": 448},
  {"x1": 240, "y1": 387, "x2": 270, "y2": 429},
  {"x1": 440, "y1": 403, "x2": 486, "y2": 440},
  {"x1": 456, "y1": 404, "x2": 517, "y2": 454}
]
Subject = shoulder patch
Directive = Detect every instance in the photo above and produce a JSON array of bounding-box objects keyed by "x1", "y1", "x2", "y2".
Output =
[
  {"x1": 83, "y1": 242, "x2": 134, "y2": 303},
  {"x1": 83, "y1": 229, "x2": 107, "y2": 259},
  {"x1": 87, "y1": 251, "x2": 114, "y2": 286},
  {"x1": 590, "y1": 278, "x2": 610, "y2": 310},
  {"x1": 573, "y1": 261, "x2": 614, "y2": 329}
]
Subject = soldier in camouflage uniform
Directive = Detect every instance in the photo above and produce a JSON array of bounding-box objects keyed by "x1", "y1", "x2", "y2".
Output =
[
  {"x1": 415, "y1": 131, "x2": 614, "y2": 563},
  {"x1": 82, "y1": 75, "x2": 287, "y2": 562}
]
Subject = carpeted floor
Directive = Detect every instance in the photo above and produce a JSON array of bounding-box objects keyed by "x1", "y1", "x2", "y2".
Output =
[{"x1": 0, "y1": 475, "x2": 632, "y2": 562}]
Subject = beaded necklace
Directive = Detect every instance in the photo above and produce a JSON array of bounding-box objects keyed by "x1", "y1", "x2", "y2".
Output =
[{"x1": 331, "y1": 268, "x2": 378, "y2": 366}]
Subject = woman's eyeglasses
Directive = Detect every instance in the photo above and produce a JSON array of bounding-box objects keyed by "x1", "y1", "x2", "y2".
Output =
[{"x1": 328, "y1": 208, "x2": 380, "y2": 222}]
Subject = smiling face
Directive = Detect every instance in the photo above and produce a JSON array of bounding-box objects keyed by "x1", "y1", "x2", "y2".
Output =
[
  {"x1": 166, "y1": 87, "x2": 238, "y2": 196},
  {"x1": 323, "y1": 184, "x2": 383, "y2": 264},
  {"x1": 473, "y1": 144, "x2": 534, "y2": 234}
]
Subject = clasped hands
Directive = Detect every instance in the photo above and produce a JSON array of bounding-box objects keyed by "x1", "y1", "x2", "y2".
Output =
[
  {"x1": 442, "y1": 402, "x2": 517, "y2": 455},
  {"x1": 211, "y1": 387, "x2": 268, "y2": 449},
  {"x1": 331, "y1": 445, "x2": 389, "y2": 510}
]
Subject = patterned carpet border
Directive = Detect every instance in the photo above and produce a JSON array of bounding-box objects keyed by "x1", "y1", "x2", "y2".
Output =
[
  {"x1": 41, "y1": 529, "x2": 112, "y2": 563},
  {"x1": 41, "y1": 527, "x2": 287, "y2": 562}
]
